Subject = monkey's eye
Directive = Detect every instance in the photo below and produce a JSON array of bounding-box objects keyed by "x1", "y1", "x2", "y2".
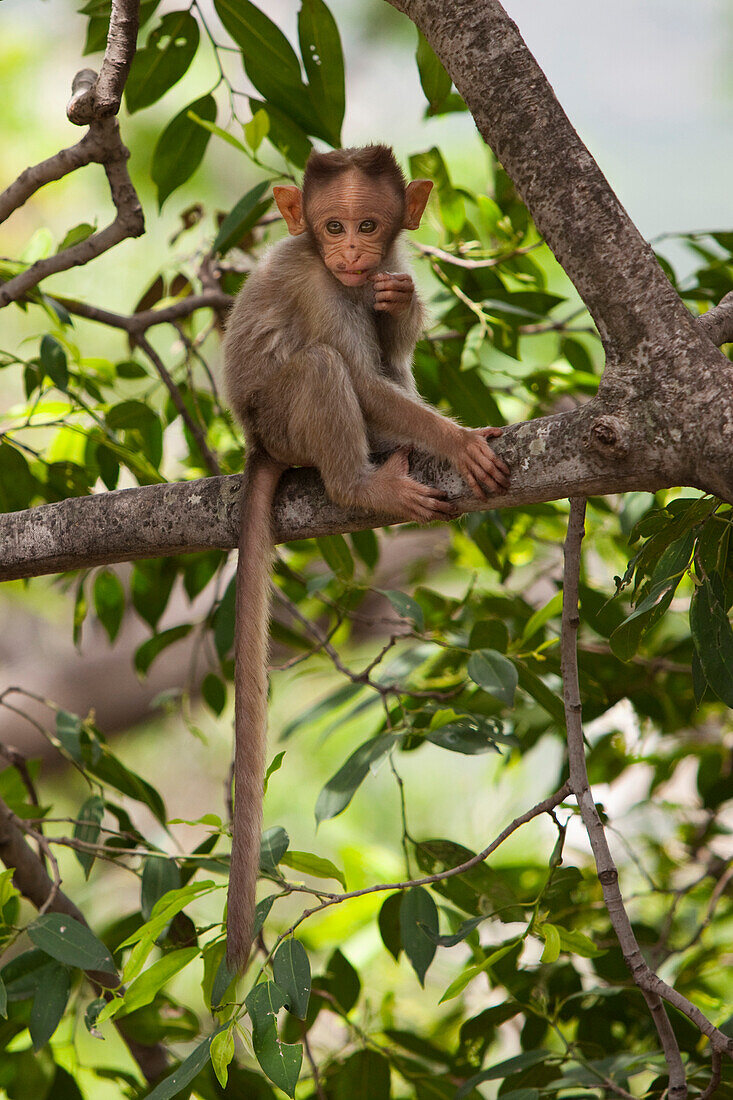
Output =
[
  {"x1": 359, "y1": 219, "x2": 377, "y2": 233},
  {"x1": 325, "y1": 220, "x2": 344, "y2": 235}
]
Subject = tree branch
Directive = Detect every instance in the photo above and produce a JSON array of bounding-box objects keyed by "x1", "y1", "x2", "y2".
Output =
[
  {"x1": 0, "y1": 795, "x2": 168, "y2": 1083},
  {"x1": 0, "y1": 406, "x2": 685, "y2": 583},
  {"x1": 560, "y1": 498, "x2": 733, "y2": 1099},
  {"x1": 698, "y1": 291, "x2": 733, "y2": 348},
  {"x1": 48, "y1": 288, "x2": 231, "y2": 334},
  {"x1": 0, "y1": 115, "x2": 143, "y2": 308},
  {"x1": 67, "y1": 0, "x2": 140, "y2": 123},
  {"x1": 385, "y1": 0, "x2": 733, "y2": 497}
]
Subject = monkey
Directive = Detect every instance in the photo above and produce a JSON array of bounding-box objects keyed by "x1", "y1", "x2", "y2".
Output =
[{"x1": 222, "y1": 145, "x2": 510, "y2": 970}]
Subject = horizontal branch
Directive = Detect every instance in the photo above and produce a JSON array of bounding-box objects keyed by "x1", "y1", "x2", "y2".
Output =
[
  {"x1": 0, "y1": 405, "x2": 680, "y2": 583},
  {"x1": 50, "y1": 288, "x2": 231, "y2": 334}
]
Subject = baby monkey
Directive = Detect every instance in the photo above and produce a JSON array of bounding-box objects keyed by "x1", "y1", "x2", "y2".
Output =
[{"x1": 223, "y1": 144, "x2": 509, "y2": 969}]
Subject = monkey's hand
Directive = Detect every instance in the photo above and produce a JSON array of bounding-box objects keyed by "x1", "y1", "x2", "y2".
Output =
[
  {"x1": 448, "y1": 426, "x2": 510, "y2": 498},
  {"x1": 372, "y1": 271, "x2": 414, "y2": 314}
]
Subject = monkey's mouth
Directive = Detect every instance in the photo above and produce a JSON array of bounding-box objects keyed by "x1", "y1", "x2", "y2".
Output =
[{"x1": 333, "y1": 267, "x2": 372, "y2": 286}]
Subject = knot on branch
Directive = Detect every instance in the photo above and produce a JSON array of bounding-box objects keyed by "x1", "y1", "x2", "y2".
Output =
[
  {"x1": 588, "y1": 415, "x2": 629, "y2": 458},
  {"x1": 67, "y1": 69, "x2": 99, "y2": 126},
  {"x1": 597, "y1": 867, "x2": 618, "y2": 886}
]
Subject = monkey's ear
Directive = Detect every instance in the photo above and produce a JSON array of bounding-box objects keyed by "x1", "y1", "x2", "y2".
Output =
[
  {"x1": 273, "y1": 185, "x2": 306, "y2": 235},
  {"x1": 404, "y1": 179, "x2": 433, "y2": 230}
]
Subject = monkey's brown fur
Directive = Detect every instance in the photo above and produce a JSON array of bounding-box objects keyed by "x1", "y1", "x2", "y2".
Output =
[{"x1": 223, "y1": 145, "x2": 509, "y2": 969}]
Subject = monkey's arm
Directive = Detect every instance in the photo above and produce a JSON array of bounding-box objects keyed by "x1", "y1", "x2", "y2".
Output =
[{"x1": 353, "y1": 366, "x2": 509, "y2": 495}]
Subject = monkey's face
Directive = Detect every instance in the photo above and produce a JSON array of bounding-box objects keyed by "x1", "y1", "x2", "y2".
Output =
[{"x1": 306, "y1": 170, "x2": 403, "y2": 287}]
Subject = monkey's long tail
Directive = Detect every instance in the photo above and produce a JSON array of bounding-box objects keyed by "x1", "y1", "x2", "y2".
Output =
[{"x1": 227, "y1": 448, "x2": 283, "y2": 972}]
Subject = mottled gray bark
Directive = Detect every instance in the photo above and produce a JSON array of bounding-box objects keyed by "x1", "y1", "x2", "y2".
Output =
[
  {"x1": 0, "y1": 422, "x2": 671, "y2": 582},
  {"x1": 388, "y1": 0, "x2": 733, "y2": 501}
]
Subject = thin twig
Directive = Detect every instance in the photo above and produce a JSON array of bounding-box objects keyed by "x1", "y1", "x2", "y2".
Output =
[
  {"x1": 412, "y1": 239, "x2": 543, "y2": 269},
  {"x1": 698, "y1": 1050, "x2": 722, "y2": 1100},
  {"x1": 136, "y1": 335, "x2": 221, "y2": 475},
  {"x1": 261, "y1": 783, "x2": 572, "y2": 968}
]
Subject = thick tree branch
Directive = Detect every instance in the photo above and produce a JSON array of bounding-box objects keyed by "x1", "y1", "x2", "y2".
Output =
[
  {"x1": 560, "y1": 499, "x2": 733, "y2": 1098},
  {"x1": 0, "y1": 796, "x2": 168, "y2": 1083},
  {"x1": 0, "y1": 406, "x2": 685, "y2": 583},
  {"x1": 385, "y1": 0, "x2": 733, "y2": 497}
]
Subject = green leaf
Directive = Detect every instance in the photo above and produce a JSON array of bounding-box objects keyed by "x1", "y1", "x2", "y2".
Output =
[
  {"x1": 249, "y1": 97, "x2": 313, "y2": 169},
  {"x1": 378, "y1": 588, "x2": 425, "y2": 631},
  {"x1": 47, "y1": 1067, "x2": 84, "y2": 1100},
  {"x1": 279, "y1": 850, "x2": 346, "y2": 890},
  {"x1": 0, "y1": 442, "x2": 37, "y2": 512},
  {"x1": 378, "y1": 893, "x2": 402, "y2": 961},
  {"x1": 125, "y1": 11, "x2": 200, "y2": 114},
  {"x1": 513, "y1": 661, "x2": 566, "y2": 725},
  {"x1": 350, "y1": 528, "x2": 379, "y2": 569},
  {"x1": 400, "y1": 886, "x2": 438, "y2": 987},
  {"x1": 245, "y1": 981, "x2": 303, "y2": 1096},
  {"x1": 213, "y1": 180, "x2": 271, "y2": 255},
  {"x1": 260, "y1": 825, "x2": 290, "y2": 871},
  {"x1": 321, "y1": 947, "x2": 360, "y2": 1012},
  {"x1": 315, "y1": 734, "x2": 397, "y2": 825},
  {"x1": 145, "y1": 1030, "x2": 221, "y2": 1100},
  {"x1": 202, "y1": 672, "x2": 227, "y2": 716},
  {"x1": 298, "y1": 0, "x2": 345, "y2": 145},
  {"x1": 119, "y1": 948, "x2": 197, "y2": 1017},
  {"x1": 455, "y1": 1051, "x2": 550, "y2": 1100},
  {"x1": 88, "y1": 743, "x2": 167, "y2": 825},
  {"x1": 93, "y1": 568, "x2": 125, "y2": 642},
  {"x1": 520, "y1": 591, "x2": 563, "y2": 643},
  {"x1": 134, "y1": 624, "x2": 192, "y2": 675},
  {"x1": 317, "y1": 534, "x2": 354, "y2": 580},
  {"x1": 438, "y1": 362, "x2": 502, "y2": 428},
  {"x1": 264, "y1": 751, "x2": 286, "y2": 794},
  {"x1": 243, "y1": 107, "x2": 270, "y2": 151},
  {"x1": 273, "y1": 939, "x2": 311, "y2": 1020},
  {"x1": 73, "y1": 795, "x2": 105, "y2": 879},
  {"x1": 29, "y1": 962, "x2": 70, "y2": 1050},
  {"x1": 40, "y1": 335, "x2": 68, "y2": 389},
  {"x1": 210, "y1": 1026, "x2": 235, "y2": 1088},
  {"x1": 28, "y1": 914, "x2": 116, "y2": 978},
  {"x1": 415, "y1": 30, "x2": 451, "y2": 115},
  {"x1": 439, "y1": 941, "x2": 518, "y2": 1003},
  {"x1": 0, "y1": 974, "x2": 6, "y2": 1018},
  {"x1": 467, "y1": 650, "x2": 518, "y2": 707},
  {"x1": 555, "y1": 925, "x2": 603, "y2": 958},
  {"x1": 539, "y1": 922, "x2": 560, "y2": 963},
  {"x1": 106, "y1": 399, "x2": 159, "y2": 431},
  {"x1": 57, "y1": 223, "x2": 96, "y2": 252},
  {"x1": 215, "y1": 0, "x2": 329, "y2": 143},
  {"x1": 253, "y1": 894, "x2": 276, "y2": 938},
  {"x1": 690, "y1": 577, "x2": 733, "y2": 707},
  {"x1": 141, "y1": 857, "x2": 182, "y2": 920},
  {"x1": 152, "y1": 93, "x2": 216, "y2": 209},
  {"x1": 425, "y1": 715, "x2": 508, "y2": 755},
  {"x1": 334, "y1": 1050, "x2": 391, "y2": 1100}
]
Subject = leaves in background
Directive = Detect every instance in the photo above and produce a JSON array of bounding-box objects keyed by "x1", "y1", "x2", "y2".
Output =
[
  {"x1": 152, "y1": 94, "x2": 217, "y2": 209},
  {"x1": 125, "y1": 11, "x2": 200, "y2": 114}
]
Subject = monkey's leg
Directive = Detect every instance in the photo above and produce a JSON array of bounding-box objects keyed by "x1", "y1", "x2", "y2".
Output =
[{"x1": 261, "y1": 346, "x2": 454, "y2": 523}]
